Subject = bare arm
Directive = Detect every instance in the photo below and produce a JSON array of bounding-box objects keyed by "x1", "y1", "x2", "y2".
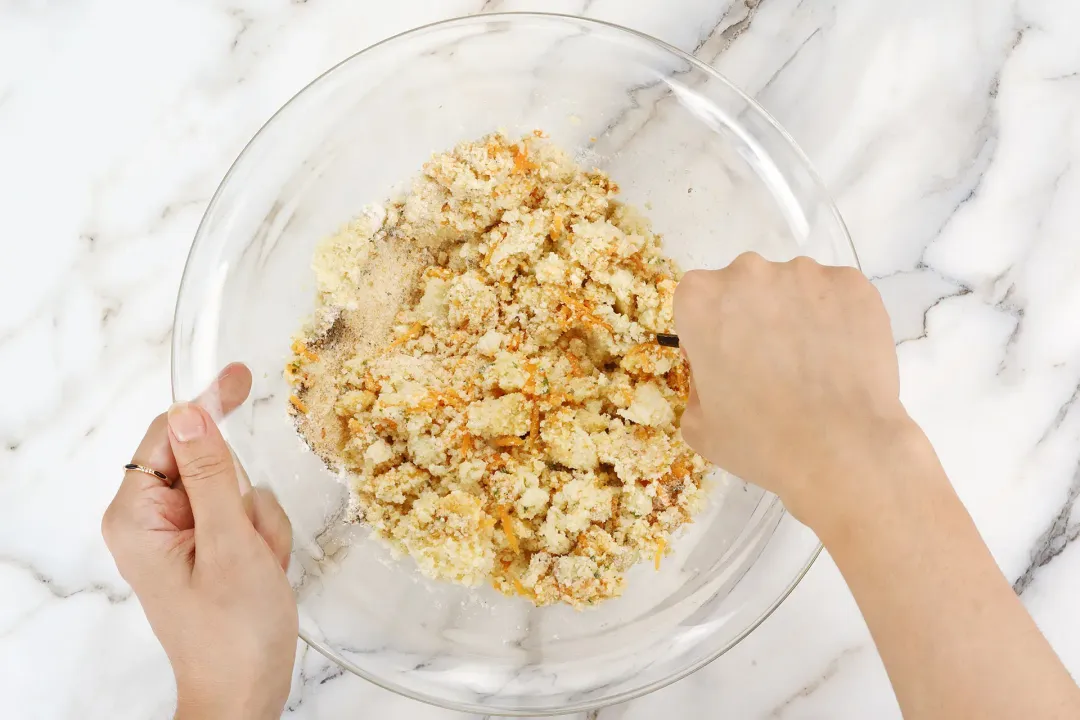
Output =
[
  {"x1": 820, "y1": 421, "x2": 1078, "y2": 719},
  {"x1": 674, "y1": 255, "x2": 1080, "y2": 720}
]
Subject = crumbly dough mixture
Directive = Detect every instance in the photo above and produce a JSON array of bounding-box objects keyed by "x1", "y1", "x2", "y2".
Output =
[{"x1": 287, "y1": 132, "x2": 709, "y2": 608}]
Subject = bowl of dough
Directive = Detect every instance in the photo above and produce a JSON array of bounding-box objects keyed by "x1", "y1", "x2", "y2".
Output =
[{"x1": 172, "y1": 12, "x2": 856, "y2": 716}]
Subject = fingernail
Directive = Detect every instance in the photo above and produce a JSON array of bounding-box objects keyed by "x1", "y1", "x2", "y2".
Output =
[{"x1": 168, "y1": 403, "x2": 205, "y2": 442}]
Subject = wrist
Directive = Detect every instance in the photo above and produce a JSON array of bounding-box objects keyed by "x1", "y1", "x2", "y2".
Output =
[
  {"x1": 174, "y1": 680, "x2": 280, "y2": 720},
  {"x1": 786, "y1": 414, "x2": 947, "y2": 540},
  {"x1": 175, "y1": 698, "x2": 241, "y2": 720}
]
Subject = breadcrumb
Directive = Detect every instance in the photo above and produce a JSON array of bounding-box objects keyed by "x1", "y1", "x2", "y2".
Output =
[{"x1": 288, "y1": 132, "x2": 708, "y2": 608}]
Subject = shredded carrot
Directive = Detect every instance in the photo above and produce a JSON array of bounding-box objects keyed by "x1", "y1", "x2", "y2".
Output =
[
  {"x1": 671, "y1": 456, "x2": 691, "y2": 480},
  {"x1": 415, "y1": 396, "x2": 438, "y2": 411},
  {"x1": 362, "y1": 371, "x2": 379, "y2": 393},
  {"x1": 557, "y1": 292, "x2": 613, "y2": 334},
  {"x1": 543, "y1": 392, "x2": 572, "y2": 407},
  {"x1": 654, "y1": 539, "x2": 666, "y2": 571},
  {"x1": 511, "y1": 143, "x2": 536, "y2": 174},
  {"x1": 291, "y1": 339, "x2": 319, "y2": 363},
  {"x1": 483, "y1": 235, "x2": 502, "y2": 266},
  {"x1": 461, "y1": 433, "x2": 473, "y2": 459},
  {"x1": 389, "y1": 322, "x2": 424, "y2": 348},
  {"x1": 499, "y1": 506, "x2": 520, "y2": 553},
  {"x1": 668, "y1": 360, "x2": 691, "y2": 398},
  {"x1": 558, "y1": 291, "x2": 581, "y2": 311},
  {"x1": 522, "y1": 361, "x2": 538, "y2": 395},
  {"x1": 530, "y1": 400, "x2": 540, "y2": 446},
  {"x1": 374, "y1": 418, "x2": 397, "y2": 434},
  {"x1": 627, "y1": 253, "x2": 649, "y2": 275},
  {"x1": 588, "y1": 315, "x2": 614, "y2": 333},
  {"x1": 512, "y1": 577, "x2": 530, "y2": 596},
  {"x1": 424, "y1": 266, "x2": 452, "y2": 279},
  {"x1": 288, "y1": 395, "x2": 308, "y2": 414},
  {"x1": 570, "y1": 533, "x2": 589, "y2": 554},
  {"x1": 492, "y1": 436, "x2": 525, "y2": 448},
  {"x1": 624, "y1": 343, "x2": 658, "y2": 375},
  {"x1": 551, "y1": 213, "x2": 565, "y2": 239},
  {"x1": 554, "y1": 304, "x2": 575, "y2": 329},
  {"x1": 565, "y1": 352, "x2": 582, "y2": 377},
  {"x1": 320, "y1": 428, "x2": 326, "y2": 440}
]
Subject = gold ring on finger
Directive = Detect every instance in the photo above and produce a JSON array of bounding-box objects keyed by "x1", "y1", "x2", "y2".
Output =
[{"x1": 124, "y1": 463, "x2": 172, "y2": 483}]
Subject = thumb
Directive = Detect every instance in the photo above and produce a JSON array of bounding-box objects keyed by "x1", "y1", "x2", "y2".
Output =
[{"x1": 167, "y1": 402, "x2": 248, "y2": 539}]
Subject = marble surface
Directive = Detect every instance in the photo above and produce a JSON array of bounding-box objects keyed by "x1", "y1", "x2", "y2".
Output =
[{"x1": 2, "y1": 0, "x2": 1080, "y2": 717}]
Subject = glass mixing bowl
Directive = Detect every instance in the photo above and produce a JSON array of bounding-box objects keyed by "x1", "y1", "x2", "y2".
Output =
[{"x1": 172, "y1": 12, "x2": 856, "y2": 716}]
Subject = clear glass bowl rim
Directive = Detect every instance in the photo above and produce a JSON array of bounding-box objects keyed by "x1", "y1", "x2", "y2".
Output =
[{"x1": 171, "y1": 10, "x2": 858, "y2": 716}]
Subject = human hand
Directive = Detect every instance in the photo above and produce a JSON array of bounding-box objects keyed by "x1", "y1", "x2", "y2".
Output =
[
  {"x1": 674, "y1": 254, "x2": 912, "y2": 526},
  {"x1": 102, "y1": 364, "x2": 298, "y2": 720}
]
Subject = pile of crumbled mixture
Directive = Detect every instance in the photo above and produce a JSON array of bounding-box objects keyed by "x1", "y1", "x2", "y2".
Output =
[{"x1": 287, "y1": 132, "x2": 709, "y2": 608}]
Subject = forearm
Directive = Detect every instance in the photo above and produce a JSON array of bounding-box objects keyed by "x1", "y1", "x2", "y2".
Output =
[
  {"x1": 815, "y1": 422, "x2": 1080, "y2": 720},
  {"x1": 174, "y1": 677, "x2": 285, "y2": 720},
  {"x1": 175, "y1": 700, "x2": 281, "y2": 720}
]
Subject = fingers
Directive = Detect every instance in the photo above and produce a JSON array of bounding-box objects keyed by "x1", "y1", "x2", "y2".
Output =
[
  {"x1": 194, "y1": 362, "x2": 253, "y2": 423},
  {"x1": 675, "y1": 255, "x2": 787, "y2": 351},
  {"x1": 103, "y1": 363, "x2": 257, "y2": 592},
  {"x1": 106, "y1": 413, "x2": 193, "y2": 553},
  {"x1": 679, "y1": 376, "x2": 706, "y2": 455},
  {"x1": 127, "y1": 412, "x2": 180, "y2": 487},
  {"x1": 673, "y1": 269, "x2": 713, "y2": 324},
  {"x1": 243, "y1": 488, "x2": 293, "y2": 571},
  {"x1": 123, "y1": 363, "x2": 255, "y2": 489},
  {"x1": 167, "y1": 403, "x2": 248, "y2": 539},
  {"x1": 674, "y1": 268, "x2": 723, "y2": 373}
]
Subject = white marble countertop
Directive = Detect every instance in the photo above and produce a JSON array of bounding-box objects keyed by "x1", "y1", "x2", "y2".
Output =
[{"x1": 3, "y1": 0, "x2": 1080, "y2": 718}]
